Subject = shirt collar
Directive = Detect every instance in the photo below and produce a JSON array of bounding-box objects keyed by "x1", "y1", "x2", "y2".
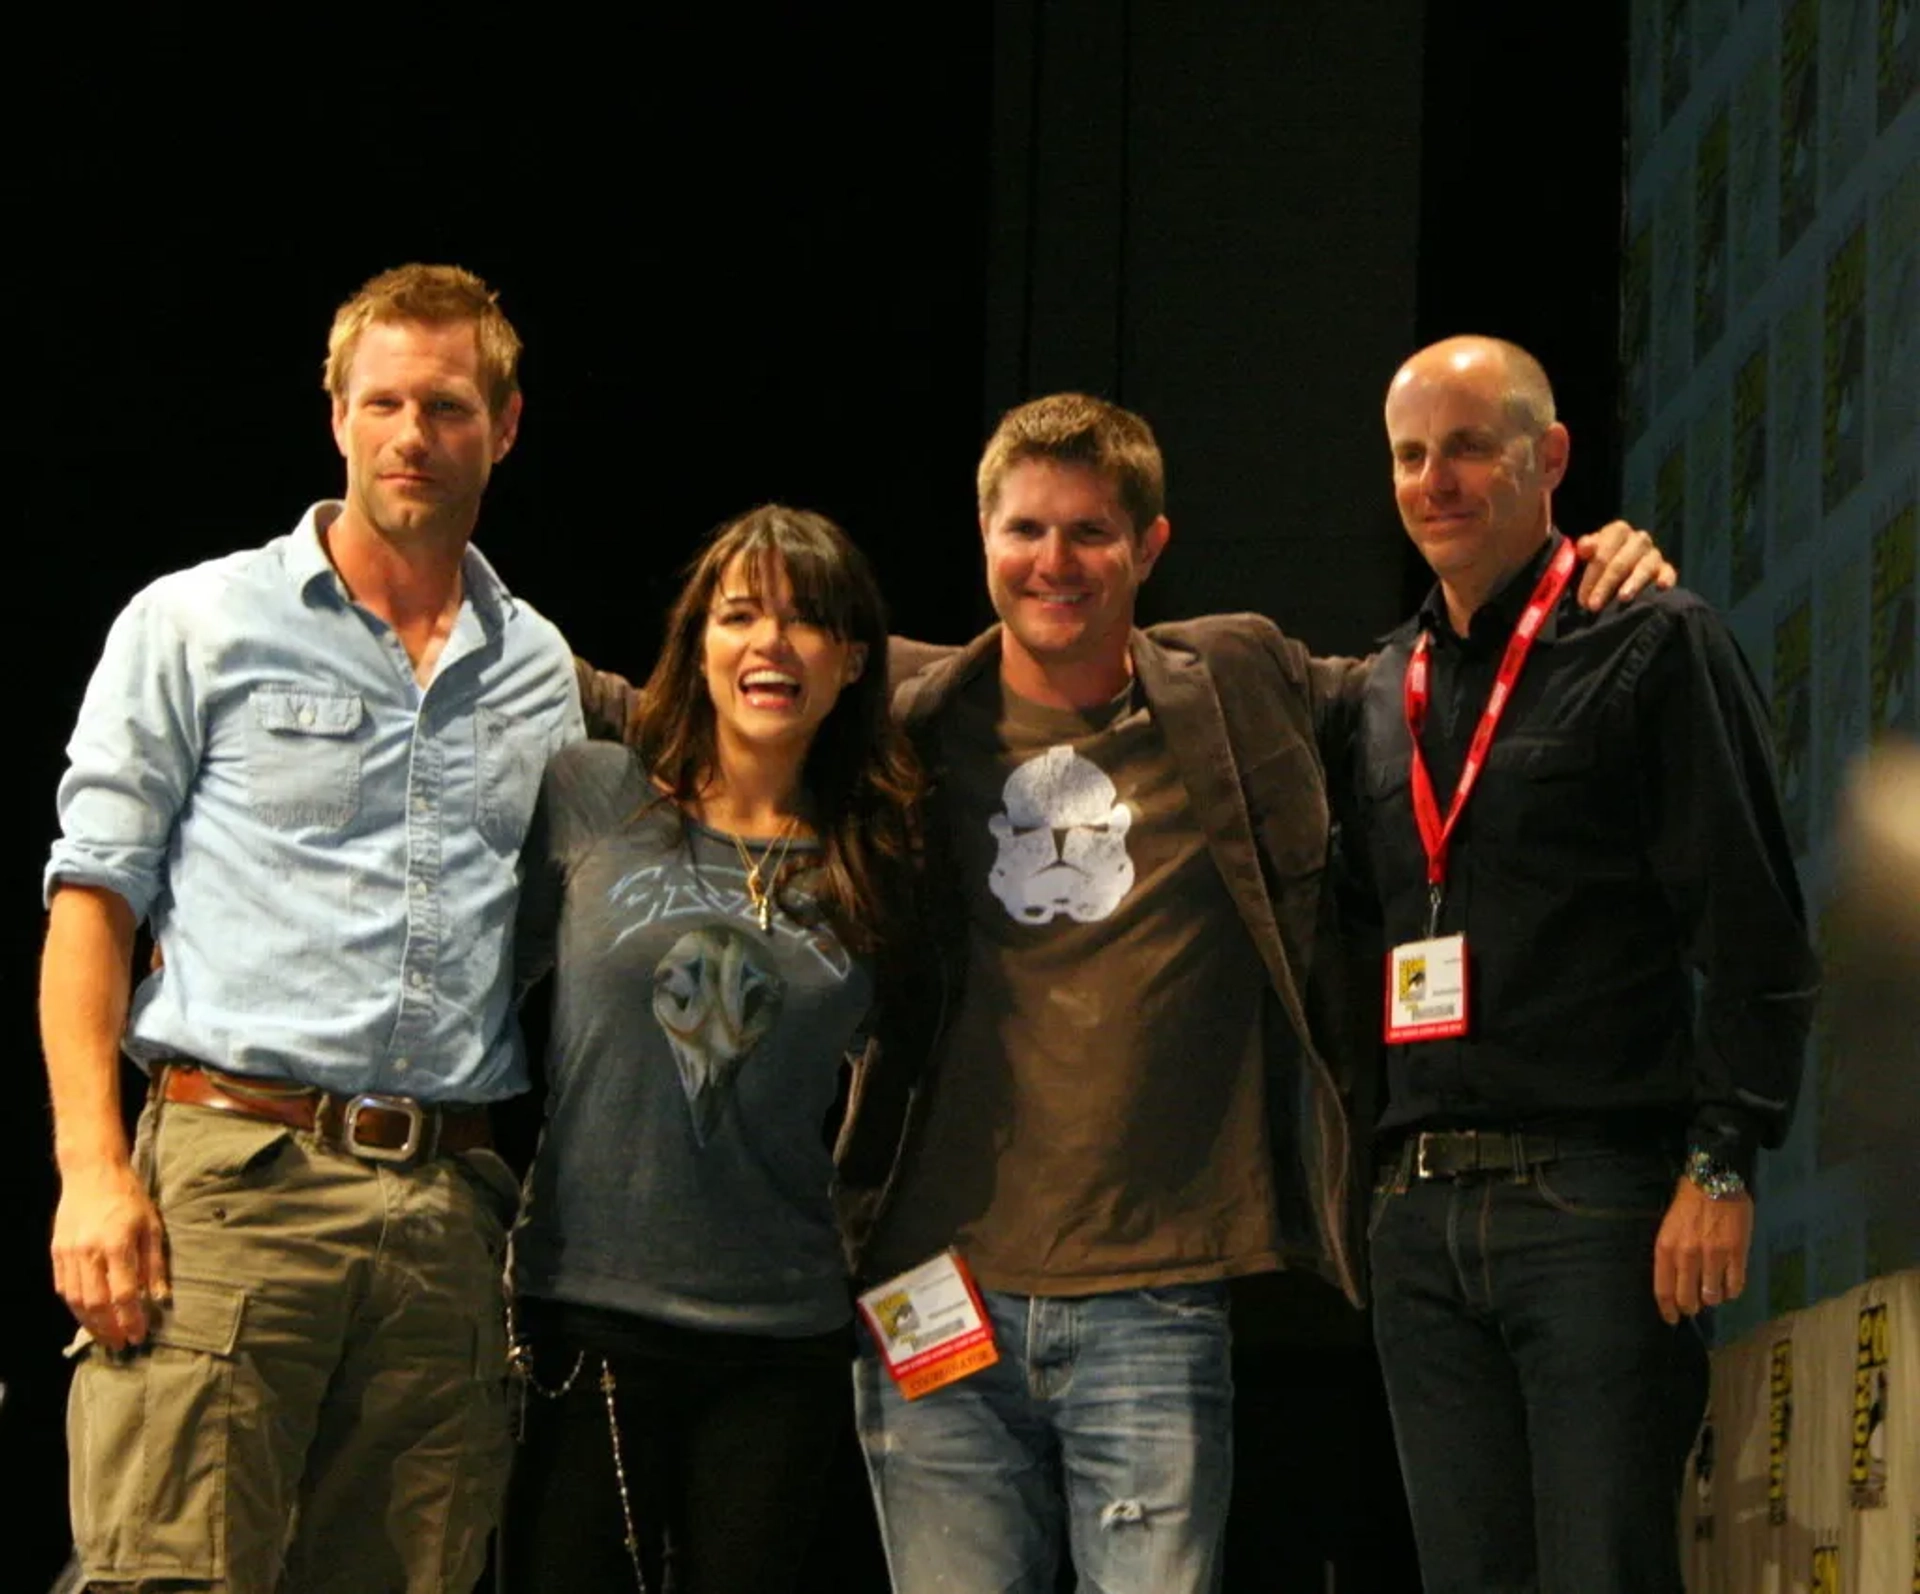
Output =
[
  {"x1": 1414, "y1": 530, "x2": 1563, "y2": 649},
  {"x1": 286, "y1": 501, "x2": 517, "y2": 629}
]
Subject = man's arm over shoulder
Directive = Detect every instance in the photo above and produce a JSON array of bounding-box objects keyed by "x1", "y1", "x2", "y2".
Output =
[
  {"x1": 1149, "y1": 613, "x2": 1375, "y2": 788},
  {"x1": 574, "y1": 657, "x2": 639, "y2": 743},
  {"x1": 1307, "y1": 652, "x2": 1375, "y2": 795},
  {"x1": 1638, "y1": 597, "x2": 1819, "y2": 1177},
  {"x1": 886, "y1": 635, "x2": 961, "y2": 693}
]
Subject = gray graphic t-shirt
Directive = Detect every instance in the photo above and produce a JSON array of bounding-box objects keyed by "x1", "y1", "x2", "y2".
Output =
[{"x1": 512, "y1": 742, "x2": 873, "y2": 1335}]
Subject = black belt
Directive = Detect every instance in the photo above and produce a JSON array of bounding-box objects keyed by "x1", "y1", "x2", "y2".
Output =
[{"x1": 1378, "y1": 1123, "x2": 1667, "y2": 1185}]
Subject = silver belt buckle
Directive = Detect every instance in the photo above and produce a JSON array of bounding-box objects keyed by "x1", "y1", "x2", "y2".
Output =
[
  {"x1": 1415, "y1": 1133, "x2": 1436, "y2": 1180},
  {"x1": 342, "y1": 1092, "x2": 427, "y2": 1164}
]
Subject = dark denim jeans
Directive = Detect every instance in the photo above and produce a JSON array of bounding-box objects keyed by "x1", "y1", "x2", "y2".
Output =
[{"x1": 1369, "y1": 1144, "x2": 1709, "y2": 1594}]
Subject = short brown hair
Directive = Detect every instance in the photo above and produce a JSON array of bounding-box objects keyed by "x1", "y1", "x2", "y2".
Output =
[
  {"x1": 976, "y1": 393, "x2": 1166, "y2": 536},
  {"x1": 324, "y1": 263, "x2": 522, "y2": 415}
]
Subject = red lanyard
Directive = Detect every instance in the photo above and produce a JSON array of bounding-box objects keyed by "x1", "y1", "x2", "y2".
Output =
[{"x1": 1403, "y1": 538, "x2": 1577, "y2": 925}]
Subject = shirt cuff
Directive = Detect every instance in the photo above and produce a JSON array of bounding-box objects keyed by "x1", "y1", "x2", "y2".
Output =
[{"x1": 1686, "y1": 1107, "x2": 1763, "y2": 1189}]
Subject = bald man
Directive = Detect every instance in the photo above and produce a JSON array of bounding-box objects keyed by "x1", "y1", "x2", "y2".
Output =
[{"x1": 1345, "y1": 337, "x2": 1817, "y2": 1593}]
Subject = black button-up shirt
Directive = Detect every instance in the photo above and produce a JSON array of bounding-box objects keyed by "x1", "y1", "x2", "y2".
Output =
[{"x1": 1344, "y1": 534, "x2": 1817, "y2": 1179}]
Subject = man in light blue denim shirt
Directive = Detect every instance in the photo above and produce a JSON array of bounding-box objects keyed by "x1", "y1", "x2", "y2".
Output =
[{"x1": 40, "y1": 263, "x2": 583, "y2": 1594}]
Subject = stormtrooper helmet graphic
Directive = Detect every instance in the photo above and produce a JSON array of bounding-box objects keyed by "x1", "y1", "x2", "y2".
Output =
[{"x1": 987, "y1": 744, "x2": 1134, "y2": 924}]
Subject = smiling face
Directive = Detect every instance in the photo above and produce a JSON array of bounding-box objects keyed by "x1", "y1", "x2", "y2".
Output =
[
  {"x1": 702, "y1": 551, "x2": 867, "y2": 763},
  {"x1": 1384, "y1": 342, "x2": 1567, "y2": 607},
  {"x1": 329, "y1": 318, "x2": 521, "y2": 552},
  {"x1": 982, "y1": 458, "x2": 1169, "y2": 707}
]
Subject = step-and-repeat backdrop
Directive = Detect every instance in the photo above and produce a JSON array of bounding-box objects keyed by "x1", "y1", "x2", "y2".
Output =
[
  {"x1": 1623, "y1": 0, "x2": 1916, "y2": 1327},
  {"x1": 1625, "y1": 3, "x2": 1916, "y2": 1586},
  {"x1": 1679, "y1": 1270, "x2": 1918, "y2": 1593}
]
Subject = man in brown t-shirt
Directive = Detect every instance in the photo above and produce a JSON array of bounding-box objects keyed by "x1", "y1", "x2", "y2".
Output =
[{"x1": 835, "y1": 384, "x2": 1644, "y2": 1592}]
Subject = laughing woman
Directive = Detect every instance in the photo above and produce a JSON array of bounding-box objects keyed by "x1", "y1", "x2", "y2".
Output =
[{"x1": 501, "y1": 506, "x2": 922, "y2": 1594}]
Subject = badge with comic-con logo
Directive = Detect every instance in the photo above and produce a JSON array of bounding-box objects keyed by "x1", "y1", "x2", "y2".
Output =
[
  {"x1": 858, "y1": 1250, "x2": 1000, "y2": 1400},
  {"x1": 1385, "y1": 934, "x2": 1469, "y2": 1042}
]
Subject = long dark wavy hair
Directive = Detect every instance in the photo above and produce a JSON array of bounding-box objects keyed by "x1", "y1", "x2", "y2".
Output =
[{"x1": 632, "y1": 505, "x2": 921, "y2": 955}]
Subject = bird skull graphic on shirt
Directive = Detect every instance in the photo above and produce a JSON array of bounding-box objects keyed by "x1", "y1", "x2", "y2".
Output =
[{"x1": 652, "y1": 923, "x2": 784, "y2": 1145}]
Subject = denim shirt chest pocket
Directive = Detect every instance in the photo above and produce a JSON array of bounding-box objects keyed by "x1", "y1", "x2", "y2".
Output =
[
  {"x1": 474, "y1": 707, "x2": 548, "y2": 852},
  {"x1": 247, "y1": 686, "x2": 365, "y2": 828}
]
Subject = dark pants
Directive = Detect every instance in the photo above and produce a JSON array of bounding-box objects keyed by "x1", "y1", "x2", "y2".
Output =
[
  {"x1": 1368, "y1": 1144, "x2": 1709, "y2": 1594},
  {"x1": 499, "y1": 1305, "x2": 850, "y2": 1594}
]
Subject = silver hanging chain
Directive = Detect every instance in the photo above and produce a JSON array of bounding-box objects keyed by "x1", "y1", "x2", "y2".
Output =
[{"x1": 600, "y1": 1357, "x2": 650, "y2": 1593}]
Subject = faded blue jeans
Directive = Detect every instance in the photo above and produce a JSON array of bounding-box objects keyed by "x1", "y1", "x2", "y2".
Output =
[
  {"x1": 1370, "y1": 1143, "x2": 1710, "y2": 1594},
  {"x1": 853, "y1": 1283, "x2": 1233, "y2": 1594}
]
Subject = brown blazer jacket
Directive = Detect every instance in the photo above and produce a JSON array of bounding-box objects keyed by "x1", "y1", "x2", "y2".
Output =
[{"x1": 831, "y1": 618, "x2": 1371, "y2": 1306}]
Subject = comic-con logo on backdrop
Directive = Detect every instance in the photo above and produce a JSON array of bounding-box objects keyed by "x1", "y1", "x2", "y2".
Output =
[
  {"x1": 1770, "y1": 1338, "x2": 1794, "y2": 1527},
  {"x1": 1692, "y1": 1412, "x2": 1715, "y2": 1541},
  {"x1": 1851, "y1": 1302, "x2": 1891, "y2": 1511}
]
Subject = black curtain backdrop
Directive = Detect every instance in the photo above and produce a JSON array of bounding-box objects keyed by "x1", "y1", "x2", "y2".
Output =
[{"x1": 9, "y1": 6, "x2": 1622, "y2": 1588}]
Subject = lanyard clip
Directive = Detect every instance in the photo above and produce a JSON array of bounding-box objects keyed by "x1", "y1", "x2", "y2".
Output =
[{"x1": 1426, "y1": 884, "x2": 1443, "y2": 939}]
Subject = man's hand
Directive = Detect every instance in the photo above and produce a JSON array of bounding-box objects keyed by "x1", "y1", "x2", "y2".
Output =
[
  {"x1": 1574, "y1": 521, "x2": 1679, "y2": 609},
  {"x1": 51, "y1": 1158, "x2": 170, "y2": 1350},
  {"x1": 1652, "y1": 1177, "x2": 1753, "y2": 1326}
]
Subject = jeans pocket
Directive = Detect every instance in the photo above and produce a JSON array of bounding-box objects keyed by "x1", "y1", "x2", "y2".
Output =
[
  {"x1": 68, "y1": 1277, "x2": 246, "y2": 1579},
  {"x1": 1531, "y1": 1151, "x2": 1675, "y2": 1220},
  {"x1": 247, "y1": 685, "x2": 364, "y2": 829}
]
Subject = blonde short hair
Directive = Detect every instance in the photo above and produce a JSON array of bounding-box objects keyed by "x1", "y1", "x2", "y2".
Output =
[{"x1": 323, "y1": 263, "x2": 522, "y2": 416}]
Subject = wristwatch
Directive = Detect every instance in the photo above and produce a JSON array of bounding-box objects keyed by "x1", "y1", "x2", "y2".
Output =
[{"x1": 1685, "y1": 1147, "x2": 1748, "y2": 1201}]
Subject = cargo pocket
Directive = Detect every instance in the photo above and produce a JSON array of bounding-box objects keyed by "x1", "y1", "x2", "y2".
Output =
[
  {"x1": 68, "y1": 1276, "x2": 247, "y2": 1582},
  {"x1": 247, "y1": 685, "x2": 365, "y2": 829}
]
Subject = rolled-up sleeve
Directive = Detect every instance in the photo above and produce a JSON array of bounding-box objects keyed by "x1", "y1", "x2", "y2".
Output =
[{"x1": 46, "y1": 583, "x2": 204, "y2": 921}]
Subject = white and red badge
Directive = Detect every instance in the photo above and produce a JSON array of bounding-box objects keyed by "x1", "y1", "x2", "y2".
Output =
[
  {"x1": 1385, "y1": 933, "x2": 1470, "y2": 1042},
  {"x1": 857, "y1": 1250, "x2": 1000, "y2": 1400}
]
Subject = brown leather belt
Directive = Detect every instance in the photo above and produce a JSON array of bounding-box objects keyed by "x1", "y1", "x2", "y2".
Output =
[{"x1": 156, "y1": 1060, "x2": 491, "y2": 1166}]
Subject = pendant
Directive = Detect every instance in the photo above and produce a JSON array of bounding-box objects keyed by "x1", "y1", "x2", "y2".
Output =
[{"x1": 744, "y1": 865, "x2": 774, "y2": 931}]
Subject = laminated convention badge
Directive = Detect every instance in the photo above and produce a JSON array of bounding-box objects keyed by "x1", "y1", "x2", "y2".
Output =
[
  {"x1": 1385, "y1": 934, "x2": 1470, "y2": 1042},
  {"x1": 857, "y1": 1249, "x2": 1000, "y2": 1399}
]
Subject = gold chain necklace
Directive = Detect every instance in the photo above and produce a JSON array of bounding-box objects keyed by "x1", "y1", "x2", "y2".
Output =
[{"x1": 730, "y1": 816, "x2": 801, "y2": 932}]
